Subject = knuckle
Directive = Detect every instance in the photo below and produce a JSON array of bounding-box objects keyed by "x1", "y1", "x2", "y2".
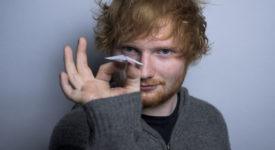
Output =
[{"x1": 99, "y1": 63, "x2": 109, "y2": 70}]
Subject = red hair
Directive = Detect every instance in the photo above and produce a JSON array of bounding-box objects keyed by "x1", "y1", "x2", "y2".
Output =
[{"x1": 94, "y1": 0, "x2": 209, "y2": 64}]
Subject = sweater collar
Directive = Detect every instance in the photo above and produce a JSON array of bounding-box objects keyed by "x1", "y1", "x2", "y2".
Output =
[{"x1": 140, "y1": 87, "x2": 191, "y2": 143}]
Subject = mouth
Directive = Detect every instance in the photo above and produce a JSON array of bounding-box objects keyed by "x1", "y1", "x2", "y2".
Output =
[{"x1": 140, "y1": 84, "x2": 157, "y2": 92}]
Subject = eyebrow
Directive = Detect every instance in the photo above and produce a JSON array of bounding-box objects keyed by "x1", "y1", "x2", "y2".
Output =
[
  {"x1": 118, "y1": 43, "x2": 180, "y2": 52},
  {"x1": 116, "y1": 44, "x2": 142, "y2": 53},
  {"x1": 116, "y1": 44, "x2": 138, "y2": 49}
]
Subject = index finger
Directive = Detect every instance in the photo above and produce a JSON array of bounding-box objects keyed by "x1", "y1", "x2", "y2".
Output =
[
  {"x1": 76, "y1": 37, "x2": 94, "y2": 80},
  {"x1": 96, "y1": 62, "x2": 120, "y2": 82}
]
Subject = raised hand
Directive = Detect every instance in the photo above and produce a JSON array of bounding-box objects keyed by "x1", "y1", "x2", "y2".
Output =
[{"x1": 60, "y1": 37, "x2": 140, "y2": 104}]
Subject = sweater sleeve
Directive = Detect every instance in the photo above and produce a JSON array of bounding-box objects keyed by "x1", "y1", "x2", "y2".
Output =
[
  {"x1": 82, "y1": 92, "x2": 144, "y2": 150},
  {"x1": 49, "y1": 92, "x2": 144, "y2": 150},
  {"x1": 49, "y1": 107, "x2": 91, "y2": 150}
]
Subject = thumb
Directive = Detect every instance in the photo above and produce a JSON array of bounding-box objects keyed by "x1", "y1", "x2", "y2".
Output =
[
  {"x1": 125, "y1": 64, "x2": 140, "y2": 91},
  {"x1": 126, "y1": 63, "x2": 141, "y2": 80}
]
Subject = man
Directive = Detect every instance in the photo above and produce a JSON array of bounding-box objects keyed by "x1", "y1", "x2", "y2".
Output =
[{"x1": 50, "y1": 0, "x2": 231, "y2": 149}]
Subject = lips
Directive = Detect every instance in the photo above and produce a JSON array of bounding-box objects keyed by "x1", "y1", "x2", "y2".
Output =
[{"x1": 140, "y1": 84, "x2": 157, "y2": 91}]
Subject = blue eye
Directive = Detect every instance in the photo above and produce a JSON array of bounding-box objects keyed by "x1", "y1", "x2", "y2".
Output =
[
  {"x1": 157, "y1": 49, "x2": 174, "y2": 56},
  {"x1": 125, "y1": 47, "x2": 135, "y2": 52},
  {"x1": 121, "y1": 46, "x2": 136, "y2": 54},
  {"x1": 120, "y1": 46, "x2": 140, "y2": 59}
]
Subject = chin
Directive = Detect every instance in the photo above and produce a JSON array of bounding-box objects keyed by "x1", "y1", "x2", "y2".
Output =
[
  {"x1": 141, "y1": 88, "x2": 170, "y2": 108},
  {"x1": 141, "y1": 84, "x2": 182, "y2": 109}
]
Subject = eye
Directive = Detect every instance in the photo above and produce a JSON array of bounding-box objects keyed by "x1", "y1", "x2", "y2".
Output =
[
  {"x1": 124, "y1": 46, "x2": 135, "y2": 52},
  {"x1": 121, "y1": 46, "x2": 137, "y2": 54},
  {"x1": 157, "y1": 49, "x2": 174, "y2": 56},
  {"x1": 120, "y1": 46, "x2": 140, "y2": 59}
]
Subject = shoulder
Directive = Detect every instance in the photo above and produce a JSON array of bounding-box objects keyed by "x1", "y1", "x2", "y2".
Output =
[
  {"x1": 180, "y1": 87, "x2": 227, "y2": 125},
  {"x1": 49, "y1": 106, "x2": 90, "y2": 150},
  {"x1": 190, "y1": 96, "x2": 226, "y2": 122},
  {"x1": 180, "y1": 88, "x2": 231, "y2": 149}
]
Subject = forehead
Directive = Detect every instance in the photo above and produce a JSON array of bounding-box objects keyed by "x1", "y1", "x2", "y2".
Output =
[
  {"x1": 150, "y1": 21, "x2": 174, "y2": 40},
  {"x1": 124, "y1": 22, "x2": 179, "y2": 49},
  {"x1": 127, "y1": 35, "x2": 175, "y2": 49}
]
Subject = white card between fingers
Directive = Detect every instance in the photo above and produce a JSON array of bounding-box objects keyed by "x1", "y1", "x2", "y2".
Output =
[{"x1": 105, "y1": 55, "x2": 143, "y2": 66}]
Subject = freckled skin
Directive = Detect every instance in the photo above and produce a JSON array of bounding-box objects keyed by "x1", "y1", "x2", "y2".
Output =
[{"x1": 115, "y1": 23, "x2": 188, "y2": 112}]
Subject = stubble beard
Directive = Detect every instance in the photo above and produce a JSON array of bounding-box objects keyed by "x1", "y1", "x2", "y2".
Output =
[{"x1": 141, "y1": 75, "x2": 184, "y2": 109}]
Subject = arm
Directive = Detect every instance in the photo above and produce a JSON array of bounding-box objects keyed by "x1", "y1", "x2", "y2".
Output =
[
  {"x1": 50, "y1": 37, "x2": 144, "y2": 150},
  {"x1": 49, "y1": 93, "x2": 144, "y2": 150},
  {"x1": 83, "y1": 92, "x2": 143, "y2": 150},
  {"x1": 49, "y1": 108, "x2": 90, "y2": 150}
]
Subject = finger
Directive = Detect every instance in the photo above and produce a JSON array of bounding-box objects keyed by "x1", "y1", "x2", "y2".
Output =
[
  {"x1": 125, "y1": 64, "x2": 140, "y2": 91},
  {"x1": 126, "y1": 63, "x2": 141, "y2": 80},
  {"x1": 60, "y1": 72, "x2": 75, "y2": 98},
  {"x1": 64, "y1": 46, "x2": 83, "y2": 89},
  {"x1": 96, "y1": 62, "x2": 119, "y2": 82},
  {"x1": 60, "y1": 72, "x2": 82, "y2": 102},
  {"x1": 110, "y1": 87, "x2": 127, "y2": 96},
  {"x1": 113, "y1": 61, "x2": 127, "y2": 70},
  {"x1": 76, "y1": 37, "x2": 94, "y2": 81}
]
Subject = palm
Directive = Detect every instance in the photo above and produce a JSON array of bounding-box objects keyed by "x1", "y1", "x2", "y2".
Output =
[
  {"x1": 80, "y1": 79, "x2": 110, "y2": 101},
  {"x1": 60, "y1": 37, "x2": 140, "y2": 104}
]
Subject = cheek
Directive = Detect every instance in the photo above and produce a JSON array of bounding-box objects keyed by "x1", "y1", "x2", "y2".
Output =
[{"x1": 154, "y1": 59, "x2": 186, "y2": 80}]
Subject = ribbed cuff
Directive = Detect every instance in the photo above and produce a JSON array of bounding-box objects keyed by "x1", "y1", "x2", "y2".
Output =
[{"x1": 82, "y1": 92, "x2": 142, "y2": 138}]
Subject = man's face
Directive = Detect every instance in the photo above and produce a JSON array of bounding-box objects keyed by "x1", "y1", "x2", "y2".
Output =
[{"x1": 115, "y1": 23, "x2": 188, "y2": 108}]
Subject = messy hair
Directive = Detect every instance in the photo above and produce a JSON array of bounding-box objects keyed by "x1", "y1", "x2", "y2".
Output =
[{"x1": 94, "y1": 0, "x2": 209, "y2": 64}]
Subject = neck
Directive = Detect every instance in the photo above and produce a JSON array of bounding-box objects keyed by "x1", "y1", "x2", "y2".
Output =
[{"x1": 142, "y1": 94, "x2": 178, "y2": 117}]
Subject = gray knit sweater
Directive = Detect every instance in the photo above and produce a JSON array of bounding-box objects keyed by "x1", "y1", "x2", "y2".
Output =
[{"x1": 49, "y1": 87, "x2": 231, "y2": 150}]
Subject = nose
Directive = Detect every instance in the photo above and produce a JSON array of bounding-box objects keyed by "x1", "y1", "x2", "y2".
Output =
[{"x1": 140, "y1": 52, "x2": 155, "y2": 79}]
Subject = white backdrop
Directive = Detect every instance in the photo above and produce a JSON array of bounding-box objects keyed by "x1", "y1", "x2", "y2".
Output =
[{"x1": 0, "y1": 0, "x2": 274, "y2": 150}]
